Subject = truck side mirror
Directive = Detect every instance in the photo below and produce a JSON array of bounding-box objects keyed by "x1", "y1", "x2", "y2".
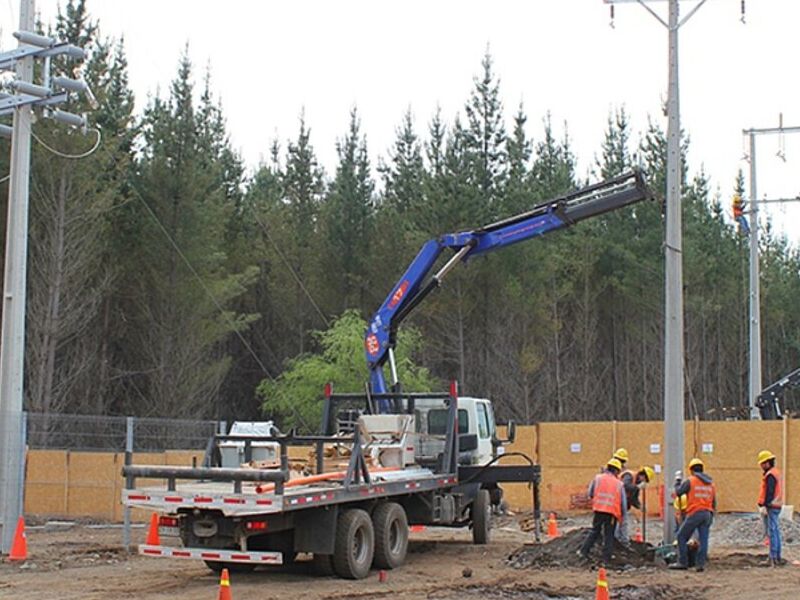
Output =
[{"x1": 506, "y1": 421, "x2": 516, "y2": 444}]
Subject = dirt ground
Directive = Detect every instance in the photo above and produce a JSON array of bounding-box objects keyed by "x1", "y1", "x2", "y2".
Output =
[{"x1": 2, "y1": 516, "x2": 799, "y2": 600}]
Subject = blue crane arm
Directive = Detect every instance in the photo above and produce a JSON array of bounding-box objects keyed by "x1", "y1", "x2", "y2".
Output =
[{"x1": 365, "y1": 169, "x2": 652, "y2": 400}]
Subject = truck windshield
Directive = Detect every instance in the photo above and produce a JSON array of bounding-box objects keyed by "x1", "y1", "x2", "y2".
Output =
[{"x1": 427, "y1": 409, "x2": 468, "y2": 435}]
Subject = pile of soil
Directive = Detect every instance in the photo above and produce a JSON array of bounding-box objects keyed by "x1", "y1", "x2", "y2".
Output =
[
  {"x1": 426, "y1": 584, "x2": 582, "y2": 600},
  {"x1": 611, "y1": 585, "x2": 704, "y2": 600},
  {"x1": 507, "y1": 528, "x2": 655, "y2": 569},
  {"x1": 711, "y1": 513, "x2": 800, "y2": 546},
  {"x1": 427, "y1": 582, "x2": 695, "y2": 600}
]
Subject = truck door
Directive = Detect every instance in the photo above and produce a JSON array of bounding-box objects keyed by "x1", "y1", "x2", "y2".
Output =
[{"x1": 475, "y1": 402, "x2": 494, "y2": 464}]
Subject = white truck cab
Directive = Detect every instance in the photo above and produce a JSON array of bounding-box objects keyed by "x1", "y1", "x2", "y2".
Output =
[{"x1": 413, "y1": 396, "x2": 512, "y2": 466}]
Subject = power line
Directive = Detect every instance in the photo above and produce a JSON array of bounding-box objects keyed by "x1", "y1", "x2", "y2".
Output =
[
  {"x1": 31, "y1": 127, "x2": 101, "y2": 159},
  {"x1": 129, "y1": 185, "x2": 311, "y2": 431},
  {"x1": 251, "y1": 211, "x2": 330, "y2": 328}
]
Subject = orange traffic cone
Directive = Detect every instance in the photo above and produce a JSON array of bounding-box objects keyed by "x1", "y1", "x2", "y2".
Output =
[
  {"x1": 146, "y1": 512, "x2": 160, "y2": 546},
  {"x1": 8, "y1": 516, "x2": 27, "y2": 561},
  {"x1": 634, "y1": 527, "x2": 643, "y2": 543},
  {"x1": 595, "y1": 567, "x2": 609, "y2": 600},
  {"x1": 218, "y1": 567, "x2": 232, "y2": 600},
  {"x1": 547, "y1": 512, "x2": 560, "y2": 538}
]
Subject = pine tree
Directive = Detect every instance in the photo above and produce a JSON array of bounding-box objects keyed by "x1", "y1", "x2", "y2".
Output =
[
  {"x1": 463, "y1": 50, "x2": 506, "y2": 213},
  {"x1": 319, "y1": 107, "x2": 375, "y2": 311},
  {"x1": 127, "y1": 51, "x2": 258, "y2": 418}
]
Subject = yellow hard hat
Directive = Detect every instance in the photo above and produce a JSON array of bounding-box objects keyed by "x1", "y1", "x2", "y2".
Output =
[
  {"x1": 613, "y1": 448, "x2": 629, "y2": 462},
  {"x1": 733, "y1": 194, "x2": 742, "y2": 205},
  {"x1": 640, "y1": 466, "x2": 655, "y2": 483},
  {"x1": 673, "y1": 495, "x2": 688, "y2": 511},
  {"x1": 688, "y1": 458, "x2": 704, "y2": 470},
  {"x1": 757, "y1": 450, "x2": 776, "y2": 465},
  {"x1": 607, "y1": 458, "x2": 623, "y2": 471}
]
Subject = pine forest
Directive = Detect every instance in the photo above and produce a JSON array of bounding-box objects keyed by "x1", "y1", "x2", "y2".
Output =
[{"x1": 2, "y1": 2, "x2": 799, "y2": 428}]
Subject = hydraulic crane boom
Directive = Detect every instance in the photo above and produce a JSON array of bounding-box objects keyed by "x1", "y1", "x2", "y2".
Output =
[
  {"x1": 364, "y1": 169, "x2": 652, "y2": 404},
  {"x1": 756, "y1": 367, "x2": 800, "y2": 419}
]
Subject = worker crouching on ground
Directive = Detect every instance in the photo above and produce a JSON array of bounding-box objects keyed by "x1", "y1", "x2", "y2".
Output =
[
  {"x1": 757, "y1": 450, "x2": 784, "y2": 567},
  {"x1": 616, "y1": 465, "x2": 655, "y2": 544},
  {"x1": 669, "y1": 458, "x2": 716, "y2": 572},
  {"x1": 579, "y1": 458, "x2": 627, "y2": 564}
]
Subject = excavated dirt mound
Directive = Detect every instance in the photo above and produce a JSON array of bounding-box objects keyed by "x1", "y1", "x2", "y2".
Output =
[
  {"x1": 507, "y1": 528, "x2": 656, "y2": 569},
  {"x1": 427, "y1": 582, "x2": 696, "y2": 600}
]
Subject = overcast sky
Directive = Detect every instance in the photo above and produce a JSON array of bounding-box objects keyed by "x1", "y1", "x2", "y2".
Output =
[{"x1": 2, "y1": 0, "x2": 799, "y2": 244}]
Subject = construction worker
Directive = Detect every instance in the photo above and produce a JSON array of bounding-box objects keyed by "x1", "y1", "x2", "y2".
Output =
[
  {"x1": 757, "y1": 450, "x2": 784, "y2": 567},
  {"x1": 673, "y1": 494, "x2": 688, "y2": 532},
  {"x1": 616, "y1": 465, "x2": 655, "y2": 543},
  {"x1": 669, "y1": 458, "x2": 716, "y2": 572},
  {"x1": 732, "y1": 194, "x2": 750, "y2": 235},
  {"x1": 579, "y1": 458, "x2": 627, "y2": 564}
]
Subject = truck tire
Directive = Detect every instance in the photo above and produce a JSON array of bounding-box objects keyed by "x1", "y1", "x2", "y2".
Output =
[
  {"x1": 333, "y1": 508, "x2": 374, "y2": 579},
  {"x1": 312, "y1": 553, "x2": 335, "y2": 576},
  {"x1": 372, "y1": 502, "x2": 408, "y2": 569},
  {"x1": 471, "y1": 489, "x2": 491, "y2": 545}
]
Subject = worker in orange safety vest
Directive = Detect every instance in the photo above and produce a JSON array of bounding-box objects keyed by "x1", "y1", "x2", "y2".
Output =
[
  {"x1": 757, "y1": 450, "x2": 784, "y2": 567},
  {"x1": 579, "y1": 458, "x2": 627, "y2": 564},
  {"x1": 669, "y1": 458, "x2": 716, "y2": 572}
]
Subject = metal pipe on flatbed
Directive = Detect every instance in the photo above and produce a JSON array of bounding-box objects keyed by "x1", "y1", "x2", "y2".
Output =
[{"x1": 122, "y1": 465, "x2": 288, "y2": 483}]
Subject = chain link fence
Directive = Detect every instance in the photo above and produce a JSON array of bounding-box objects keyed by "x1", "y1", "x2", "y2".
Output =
[{"x1": 27, "y1": 412, "x2": 223, "y2": 452}]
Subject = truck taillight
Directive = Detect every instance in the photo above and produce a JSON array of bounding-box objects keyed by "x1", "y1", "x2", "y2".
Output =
[
  {"x1": 245, "y1": 520, "x2": 268, "y2": 531},
  {"x1": 158, "y1": 516, "x2": 179, "y2": 528}
]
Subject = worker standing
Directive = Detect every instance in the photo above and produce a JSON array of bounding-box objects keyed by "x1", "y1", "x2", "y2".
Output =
[
  {"x1": 669, "y1": 458, "x2": 715, "y2": 572},
  {"x1": 616, "y1": 465, "x2": 654, "y2": 544},
  {"x1": 611, "y1": 449, "x2": 630, "y2": 543},
  {"x1": 757, "y1": 450, "x2": 784, "y2": 567},
  {"x1": 579, "y1": 458, "x2": 626, "y2": 564}
]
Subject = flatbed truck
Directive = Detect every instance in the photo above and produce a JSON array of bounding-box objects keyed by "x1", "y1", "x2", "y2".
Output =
[{"x1": 122, "y1": 170, "x2": 651, "y2": 578}]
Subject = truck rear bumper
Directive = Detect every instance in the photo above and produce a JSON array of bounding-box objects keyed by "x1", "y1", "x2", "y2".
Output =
[{"x1": 139, "y1": 544, "x2": 283, "y2": 565}]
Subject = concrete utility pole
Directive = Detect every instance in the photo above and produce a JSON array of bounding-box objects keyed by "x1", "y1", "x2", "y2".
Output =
[
  {"x1": 0, "y1": 0, "x2": 35, "y2": 554},
  {"x1": 605, "y1": 0, "x2": 713, "y2": 545},
  {"x1": 742, "y1": 121, "x2": 800, "y2": 420},
  {"x1": 0, "y1": 0, "x2": 94, "y2": 552}
]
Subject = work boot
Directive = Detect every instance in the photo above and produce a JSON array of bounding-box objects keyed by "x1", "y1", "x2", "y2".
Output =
[{"x1": 695, "y1": 565, "x2": 705, "y2": 572}]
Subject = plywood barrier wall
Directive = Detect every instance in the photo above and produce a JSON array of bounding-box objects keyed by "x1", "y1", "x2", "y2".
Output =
[
  {"x1": 498, "y1": 420, "x2": 796, "y2": 516},
  {"x1": 24, "y1": 420, "x2": 797, "y2": 520}
]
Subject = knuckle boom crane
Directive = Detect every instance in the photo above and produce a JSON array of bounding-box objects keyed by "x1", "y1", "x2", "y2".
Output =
[{"x1": 365, "y1": 169, "x2": 653, "y2": 406}]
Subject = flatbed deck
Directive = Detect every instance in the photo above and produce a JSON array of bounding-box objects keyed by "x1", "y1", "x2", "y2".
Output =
[{"x1": 124, "y1": 467, "x2": 458, "y2": 516}]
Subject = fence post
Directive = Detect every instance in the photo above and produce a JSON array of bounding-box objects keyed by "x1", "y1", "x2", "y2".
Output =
[
  {"x1": 18, "y1": 411, "x2": 26, "y2": 515},
  {"x1": 123, "y1": 416, "x2": 134, "y2": 552},
  {"x1": 782, "y1": 415, "x2": 788, "y2": 505}
]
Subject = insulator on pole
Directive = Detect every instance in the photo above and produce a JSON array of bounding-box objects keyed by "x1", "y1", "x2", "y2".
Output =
[
  {"x1": 13, "y1": 30, "x2": 55, "y2": 48},
  {"x1": 52, "y1": 76, "x2": 88, "y2": 93},
  {"x1": 10, "y1": 80, "x2": 51, "y2": 98},
  {"x1": 51, "y1": 109, "x2": 86, "y2": 129},
  {"x1": 59, "y1": 45, "x2": 87, "y2": 60}
]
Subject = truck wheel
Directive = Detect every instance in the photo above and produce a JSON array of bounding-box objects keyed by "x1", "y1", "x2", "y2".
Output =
[
  {"x1": 471, "y1": 489, "x2": 491, "y2": 545},
  {"x1": 372, "y1": 502, "x2": 408, "y2": 569},
  {"x1": 312, "y1": 553, "x2": 335, "y2": 576},
  {"x1": 333, "y1": 508, "x2": 374, "y2": 579}
]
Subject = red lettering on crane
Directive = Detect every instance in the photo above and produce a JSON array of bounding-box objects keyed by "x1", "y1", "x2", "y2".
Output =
[{"x1": 388, "y1": 280, "x2": 410, "y2": 309}]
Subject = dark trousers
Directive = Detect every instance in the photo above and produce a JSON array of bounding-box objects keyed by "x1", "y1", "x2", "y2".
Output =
[
  {"x1": 677, "y1": 510, "x2": 712, "y2": 568},
  {"x1": 581, "y1": 511, "x2": 617, "y2": 562}
]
